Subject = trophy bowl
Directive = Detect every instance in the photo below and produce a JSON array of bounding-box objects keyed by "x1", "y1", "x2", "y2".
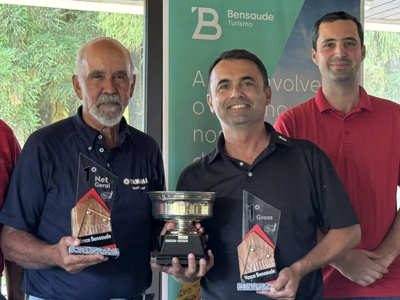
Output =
[{"x1": 148, "y1": 191, "x2": 216, "y2": 265}]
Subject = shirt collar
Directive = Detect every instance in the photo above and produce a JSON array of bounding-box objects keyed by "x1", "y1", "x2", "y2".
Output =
[
  {"x1": 208, "y1": 122, "x2": 292, "y2": 164},
  {"x1": 315, "y1": 86, "x2": 373, "y2": 113},
  {"x1": 73, "y1": 106, "x2": 129, "y2": 149}
]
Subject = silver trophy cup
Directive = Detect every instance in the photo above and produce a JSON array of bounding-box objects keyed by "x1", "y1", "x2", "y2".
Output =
[{"x1": 148, "y1": 191, "x2": 216, "y2": 265}]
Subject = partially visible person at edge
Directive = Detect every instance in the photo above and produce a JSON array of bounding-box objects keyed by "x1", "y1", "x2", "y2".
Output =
[
  {"x1": 275, "y1": 11, "x2": 400, "y2": 299},
  {"x1": 0, "y1": 120, "x2": 24, "y2": 300},
  {"x1": 0, "y1": 38, "x2": 167, "y2": 300},
  {"x1": 169, "y1": 49, "x2": 361, "y2": 300}
]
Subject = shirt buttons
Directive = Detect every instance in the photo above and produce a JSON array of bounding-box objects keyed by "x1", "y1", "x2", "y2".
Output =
[
  {"x1": 99, "y1": 148, "x2": 104, "y2": 153},
  {"x1": 88, "y1": 146, "x2": 92, "y2": 151},
  {"x1": 239, "y1": 162, "x2": 244, "y2": 166},
  {"x1": 106, "y1": 163, "x2": 110, "y2": 168},
  {"x1": 248, "y1": 172, "x2": 253, "y2": 177},
  {"x1": 98, "y1": 135, "x2": 103, "y2": 139}
]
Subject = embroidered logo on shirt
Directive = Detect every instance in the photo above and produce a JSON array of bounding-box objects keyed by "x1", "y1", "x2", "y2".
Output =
[{"x1": 123, "y1": 177, "x2": 148, "y2": 190}]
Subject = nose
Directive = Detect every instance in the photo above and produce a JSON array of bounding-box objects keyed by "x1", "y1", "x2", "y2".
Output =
[
  {"x1": 103, "y1": 76, "x2": 117, "y2": 94},
  {"x1": 334, "y1": 44, "x2": 346, "y2": 58},
  {"x1": 230, "y1": 84, "x2": 244, "y2": 98}
]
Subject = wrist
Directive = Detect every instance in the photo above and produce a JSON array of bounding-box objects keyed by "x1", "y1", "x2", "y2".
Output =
[{"x1": 288, "y1": 263, "x2": 307, "y2": 280}]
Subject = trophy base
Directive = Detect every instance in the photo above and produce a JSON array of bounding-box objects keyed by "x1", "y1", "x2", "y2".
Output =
[
  {"x1": 155, "y1": 253, "x2": 208, "y2": 266},
  {"x1": 237, "y1": 282, "x2": 272, "y2": 291},
  {"x1": 68, "y1": 246, "x2": 120, "y2": 258},
  {"x1": 156, "y1": 234, "x2": 206, "y2": 266}
]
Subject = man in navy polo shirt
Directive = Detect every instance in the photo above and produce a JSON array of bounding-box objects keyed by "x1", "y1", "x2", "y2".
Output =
[
  {"x1": 176, "y1": 49, "x2": 361, "y2": 299},
  {"x1": 0, "y1": 38, "x2": 164, "y2": 300}
]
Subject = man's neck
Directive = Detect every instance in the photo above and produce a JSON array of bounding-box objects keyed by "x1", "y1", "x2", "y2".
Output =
[
  {"x1": 321, "y1": 80, "x2": 361, "y2": 114},
  {"x1": 223, "y1": 123, "x2": 271, "y2": 165},
  {"x1": 82, "y1": 113, "x2": 120, "y2": 151},
  {"x1": 99, "y1": 126, "x2": 120, "y2": 151}
]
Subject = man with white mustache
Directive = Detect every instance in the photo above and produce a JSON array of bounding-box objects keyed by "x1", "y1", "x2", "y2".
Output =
[
  {"x1": 0, "y1": 38, "x2": 165, "y2": 300},
  {"x1": 176, "y1": 49, "x2": 361, "y2": 299},
  {"x1": 90, "y1": 93, "x2": 124, "y2": 127},
  {"x1": 275, "y1": 11, "x2": 400, "y2": 299}
]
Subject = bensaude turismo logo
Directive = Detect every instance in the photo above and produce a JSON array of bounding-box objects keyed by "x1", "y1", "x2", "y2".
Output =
[
  {"x1": 191, "y1": 7, "x2": 275, "y2": 40},
  {"x1": 191, "y1": 7, "x2": 222, "y2": 40}
]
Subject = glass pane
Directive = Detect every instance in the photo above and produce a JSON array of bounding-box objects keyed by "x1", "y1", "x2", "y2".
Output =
[
  {"x1": 364, "y1": 29, "x2": 400, "y2": 209},
  {"x1": 364, "y1": 30, "x2": 400, "y2": 105},
  {"x1": 0, "y1": 1, "x2": 145, "y2": 146}
]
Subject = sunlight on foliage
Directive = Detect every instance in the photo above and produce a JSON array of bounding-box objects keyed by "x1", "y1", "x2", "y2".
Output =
[
  {"x1": 364, "y1": 31, "x2": 400, "y2": 104},
  {"x1": 0, "y1": 4, "x2": 144, "y2": 145}
]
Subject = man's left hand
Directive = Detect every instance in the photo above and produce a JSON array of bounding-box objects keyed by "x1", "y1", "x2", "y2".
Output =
[
  {"x1": 151, "y1": 250, "x2": 214, "y2": 283},
  {"x1": 257, "y1": 267, "x2": 300, "y2": 299}
]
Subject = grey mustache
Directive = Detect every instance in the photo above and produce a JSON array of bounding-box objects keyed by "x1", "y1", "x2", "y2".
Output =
[{"x1": 96, "y1": 94, "x2": 121, "y2": 106}]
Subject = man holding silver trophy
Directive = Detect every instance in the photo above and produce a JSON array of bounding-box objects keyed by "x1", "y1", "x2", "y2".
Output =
[{"x1": 174, "y1": 49, "x2": 361, "y2": 299}]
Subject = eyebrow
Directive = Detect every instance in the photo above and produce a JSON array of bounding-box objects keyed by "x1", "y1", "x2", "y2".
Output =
[
  {"x1": 322, "y1": 37, "x2": 358, "y2": 44},
  {"x1": 216, "y1": 76, "x2": 256, "y2": 87},
  {"x1": 240, "y1": 76, "x2": 256, "y2": 82},
  {"x1": 216, "y1": 79, "x2": 230, "y2": 86},
  {"x1": 113, "y1": 70, "x2": 128, "y2": 77},
  {"x1": 88, "y1": 70, "x2": 105, "y2": 77},
  {"x1": 88, "y1": 70, "x2": 129, "y2": 78}
]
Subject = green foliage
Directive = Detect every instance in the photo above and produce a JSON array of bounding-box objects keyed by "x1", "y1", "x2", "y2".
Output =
[
  {"x1": 0, "y1": 4, "x2": 144, "y2": 145},
  {"x1": 364, "y1": 31, "x2": 400, "y2": 104},
  {"x1": 98, "y1": 12, "x2": 143, "y2": 53}
]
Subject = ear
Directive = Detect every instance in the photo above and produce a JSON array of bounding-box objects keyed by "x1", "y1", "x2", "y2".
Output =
[
  {"x1": 311, "y1": 49, "x2": 318, "y2": 66},
  {"x1": 265, "y1": 86, "x2": 272, "y2": 106},
  {"x1": 72, "y1": 75, "x2": 83, "y2": 100},
  {"x1": 207, "y1": 94, "x2": 215, "y2": 114},
  {"x1": 361, "y1": 45, "x2": 366, "y2": 62},
  {"x1": 130, "y1": 74, "x2": 136, "y2": 98}
]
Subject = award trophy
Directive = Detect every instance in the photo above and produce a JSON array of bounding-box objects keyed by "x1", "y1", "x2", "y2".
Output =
[
  {"x1": 237, "y1": 191, "x2": 281, "y2": 291},
  {"x1": 69, "y1": 154, "x2": 120, "y2": 257},
  {"x1": 148, "y1": 191, "x2": 216, "y2": 266}
]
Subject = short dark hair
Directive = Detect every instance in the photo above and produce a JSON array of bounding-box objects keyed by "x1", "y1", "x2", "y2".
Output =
[
  {"x1": 207, "y1": 49, "x2": 269, "y2": 93},
  {"x1": 312, "y1": 11, "x2": 364, "y2": 50}
]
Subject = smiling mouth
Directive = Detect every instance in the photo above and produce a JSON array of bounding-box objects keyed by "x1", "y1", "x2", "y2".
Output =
[
  {"x1": 331, "y1": 63, "x2": 349, "y2": 68},
  {"x1": 229, "y1": 104, "x2": 248, "y2": 110}
]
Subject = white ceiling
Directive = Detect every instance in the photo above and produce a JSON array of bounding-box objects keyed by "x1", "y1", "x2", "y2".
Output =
[
  {"x1": 0, "y1": 0, "x2": 143, "y2": 14},
  {"x1": 365, "y1": 0, "x2": 400, "y2": 31}
]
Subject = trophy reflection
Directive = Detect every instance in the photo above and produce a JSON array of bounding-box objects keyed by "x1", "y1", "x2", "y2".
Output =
[{"x1": 148, "y1": 191, "x2": 216, "y2": 266}]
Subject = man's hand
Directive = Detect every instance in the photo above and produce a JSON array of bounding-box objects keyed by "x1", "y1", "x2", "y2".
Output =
[
  {"x1": 161, "y1": 222, "x2": 206, "y2": 238},
  {"x1": 331, "y1": 249, "x2": 388, "y2": 286},
  {"x1": 52, "y1": 237, "x2": 108, "y2": 274},
  {"x1": 151, "y1": 250, "x2": 214, "y2": 283},
  {"x1": 257, "y1": 267, "x2": 301, "y2": 299}
]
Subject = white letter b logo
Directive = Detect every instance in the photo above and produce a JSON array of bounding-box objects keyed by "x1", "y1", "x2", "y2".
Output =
[{"x1": 192, "y1": 7, "x2": 222, "y2": 40}]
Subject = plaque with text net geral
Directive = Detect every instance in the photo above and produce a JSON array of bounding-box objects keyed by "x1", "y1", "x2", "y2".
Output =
[{"x1": 70, "y1": 154, "x2": 119, "y2": 257}]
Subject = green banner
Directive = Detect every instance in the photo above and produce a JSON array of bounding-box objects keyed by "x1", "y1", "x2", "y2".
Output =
[{"x1": 167, "y1": 0, "x2": 304, "y2": 191}]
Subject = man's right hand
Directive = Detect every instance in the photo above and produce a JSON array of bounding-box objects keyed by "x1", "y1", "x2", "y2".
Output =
[
  {"x1": 331, "y1": 249, "x2": 388, "y2": 286},
  {"x1": 52, "y1": 237, "x2": 108, "y2": 274}
]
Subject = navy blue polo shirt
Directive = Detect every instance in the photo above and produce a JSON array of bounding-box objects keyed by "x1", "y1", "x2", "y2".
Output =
[
  {"x1": 177, "y1": 123, "x2": 358, "y2": 300},
  {"x1": 0, "y1": 107, "x2": 165, "y2": 300}
]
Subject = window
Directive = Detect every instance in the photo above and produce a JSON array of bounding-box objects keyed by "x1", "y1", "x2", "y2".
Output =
[
  {"x1": 0, "y1": 0, "x2": 145, "y2": 146},
  {"x1": 364, "y1": 30, "x2": 400, "y2": 105},
  {"x1": 364, "y1": 26, "x2": 400, "y2": 209}
]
